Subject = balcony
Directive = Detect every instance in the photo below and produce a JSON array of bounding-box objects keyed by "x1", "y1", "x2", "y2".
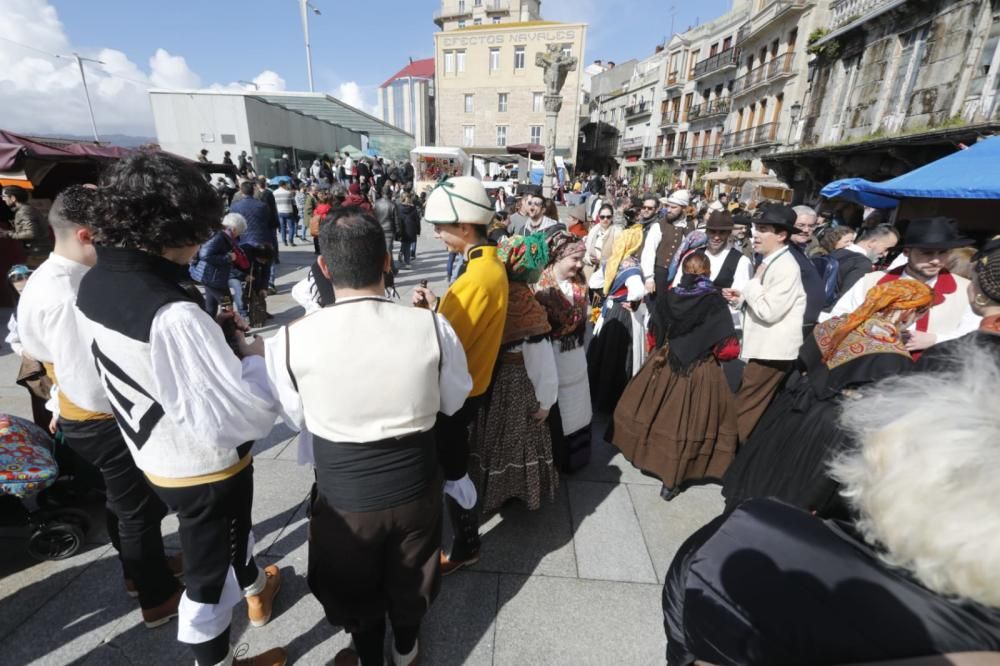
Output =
[
  {"x1": 433, "y1": 4, "x2": 473, "y2": 25},
  {"x1": 741, "y1": 0, "x2": 809, "y2": 43},
  {"x1": 692, "y1": 48, "x2": 739, "y2": 79},
  {"x1": 733, "y1": 52, "x2": 795, "y2": 96},
  {"x1": 645, "y1": 143, "x2": 680, "y2": 160},
  {"x1": 721, "y1": 122, "x2": 778, "y2": 151},
  {"x1": 688, "y1": 97, "x2": 732, "y2": 122},
  {"x1": 664, "y1": 70, "x2": 685, "y2": 92},
  {"x1": 829, "y1": 0, "x2": 904, "y2": 30},
  {"x1": 484, "y1": 0, "x2": 510, "y2": 13},
  {"x1": 625, "y1": 101, "x2": 652, "y2": 118},
  {"x1": 682, "y1": 143, "x2": 722, "y2": 162},
  {"x1": 660, "y1": 112, "x2": 682, "y2": 129},
  {"x1": 618, "y1": 136, "x2": 646, "y2": 154}
]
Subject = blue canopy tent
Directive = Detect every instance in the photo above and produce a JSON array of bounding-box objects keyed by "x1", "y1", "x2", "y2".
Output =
[{"x1": 821, "y1": 136, "x2": 1000, "y2": 209}]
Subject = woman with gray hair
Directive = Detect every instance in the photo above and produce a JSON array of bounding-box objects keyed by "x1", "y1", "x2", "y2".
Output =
[
  {"x1": 663, "y1": 339, "x2": 1000, "y2": 665},
  {"x1": 190, "y1": 212, "x2": 250, "y2": 316}
]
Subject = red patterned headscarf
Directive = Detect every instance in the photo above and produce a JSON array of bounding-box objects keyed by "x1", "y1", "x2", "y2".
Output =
[{"x1": 822, "y1": 280, "x2": 933, "y2": 363}]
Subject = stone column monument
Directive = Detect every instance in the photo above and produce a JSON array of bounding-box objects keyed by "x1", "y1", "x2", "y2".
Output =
[{"x1": 535, "y1": 44, "x2": 577, "y2": 199}]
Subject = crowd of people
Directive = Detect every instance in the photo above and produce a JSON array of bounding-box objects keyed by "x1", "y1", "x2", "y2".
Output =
[{"x1": 2, "y1": 149, "x2": 999, "y2": 665}]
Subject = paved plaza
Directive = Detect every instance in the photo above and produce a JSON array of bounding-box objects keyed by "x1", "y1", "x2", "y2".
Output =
[{"x1": 0, "y1": 230, "x2": 725, "y2": 665}]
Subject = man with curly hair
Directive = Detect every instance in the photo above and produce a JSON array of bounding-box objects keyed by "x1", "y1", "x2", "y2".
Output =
[{"x1": 76, "y1": 151, "x2": 286, "y2": 666}]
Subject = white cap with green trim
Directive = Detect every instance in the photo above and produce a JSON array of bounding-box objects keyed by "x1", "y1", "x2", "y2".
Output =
[{"x1": 422, "y1": 176, "x2": 494, "y2": 226}]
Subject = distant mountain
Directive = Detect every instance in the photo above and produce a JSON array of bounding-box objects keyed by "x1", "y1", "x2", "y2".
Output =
[{"x1": 33, "y1": 132, "x2": 157, "y2": 148}]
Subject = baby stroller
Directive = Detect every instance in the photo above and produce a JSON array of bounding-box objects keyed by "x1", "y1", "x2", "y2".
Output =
[{"x1": 0, "y1": 414, "x2": 91, "y2": 561}]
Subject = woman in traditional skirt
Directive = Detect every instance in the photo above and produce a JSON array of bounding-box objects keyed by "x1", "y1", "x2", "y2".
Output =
[
  {"x1": 722, "y1": 279, "x2": 933, "y2": 517},
  {"x1": 612, "y1": 253, "x2": 740, "y2": 500},
  {"x1": 586, "y1": 224, "x2": 646, "y2": 413},
  {"x1": 534, "y1": 231, "x2": 593, "y2": 472},
  {"x1": 469, "y1": 233, "x2": 559, "y2": 514}
]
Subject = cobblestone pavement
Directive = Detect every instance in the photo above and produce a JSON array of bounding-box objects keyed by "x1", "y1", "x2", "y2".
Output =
[{"x1": 0, "y1": 230, "x2": 724, "y2": 665}]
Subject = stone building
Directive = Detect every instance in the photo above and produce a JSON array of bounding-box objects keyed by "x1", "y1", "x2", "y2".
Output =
[
  {"x1": 651, "y1": 3, "x2": 752, "y2": 186},
  {"x1": 767, "y1": 0, "x2": 1000, "y2": 201},
  {"x1": 718, "y1": 0, "x2": 831, "y2": 172},
  {"x1": 377, "y1": 58, "x2": 435, "y2": 147},
  {"x1": 432, "y1": 0, "x2": 586, "y2": 171},
  {"x1": 619, "y1": 48, "x2": 669, "y2": 182},
  {"x1": 577, "y1": 60, "x2": 636, "y2": 173}
]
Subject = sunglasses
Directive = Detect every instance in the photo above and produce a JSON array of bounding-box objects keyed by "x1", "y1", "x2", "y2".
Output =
[{"x1": 598, "y1": 214, "x2": 613, "y2": 219}]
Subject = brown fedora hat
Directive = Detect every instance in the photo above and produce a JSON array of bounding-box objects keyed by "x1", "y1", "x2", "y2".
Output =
[{"x1": 705, "y1": 211, "x2": 734, "y2": 231}]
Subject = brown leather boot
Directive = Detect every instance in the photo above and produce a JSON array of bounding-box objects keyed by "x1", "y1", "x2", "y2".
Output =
[
  {"x1": 246, "y1": 565, "x2": 281, "y2": 627},
  {"x1": 233, "y1": 645, "x2": 288, "y2": 666},
  {"x1": 140, "y1": 587, "x2": 183, "y2": 629}
]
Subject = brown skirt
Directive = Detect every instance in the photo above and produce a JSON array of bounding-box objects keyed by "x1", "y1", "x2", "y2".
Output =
[
  {"x1": 612, "y1": 347, "x2": 738, "y2": 489},
  {"x1": 469, "y1": 354, "x2": 558, "y2": 514}
]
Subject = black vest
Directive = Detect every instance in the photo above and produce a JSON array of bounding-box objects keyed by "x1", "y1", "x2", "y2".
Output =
[{"x1": 696, "y1": 248, "x2": 744, "y2": 289}]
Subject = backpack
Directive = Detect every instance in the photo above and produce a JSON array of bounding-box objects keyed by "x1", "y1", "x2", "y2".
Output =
[{"x1": 811, "y1": 254, "x2": 841, "y2": 308}]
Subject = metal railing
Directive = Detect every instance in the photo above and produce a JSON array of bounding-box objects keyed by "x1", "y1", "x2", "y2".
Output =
[
  {"x1": 721, "y1": 122, "x2": 778, "y2": 150},
  {"x1": 433, "y1": 4, "x2": 473, "y2": 21},
  {"x1": 733, "y1": 53, "x2": 794, "y2": 95},
  {"x1": 692, "y1": 48, "x2": 739, "y2": 79},
  {"x1": 684, "y1": 143, "x2": 722, "y2": 161},
  {"x1": 688, "y1": 97, "x2": 732, "y2": 122},
  {"x1": 619, "y1": 136, "x2": 645, "y2": 152},
  {"x1": 829, "y1": 0, "x2": 890, "y2": 27},
  {"x1": 665, "y1": 70, "x2": 683, "y2": 88},
  {"x1": 660, "y1": 111, "x2": 681, "y2": 127},
  {"x1": 625, "y1": 101, "x2": 652, "y2": 118},
  {"x1": 484, "y1": 0, "x2": 510, "y2": 12}
]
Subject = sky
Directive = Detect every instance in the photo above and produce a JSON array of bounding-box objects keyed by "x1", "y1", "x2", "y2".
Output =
[{"x1": 0, "y1": 0, "x2": 731, "y2": 138}]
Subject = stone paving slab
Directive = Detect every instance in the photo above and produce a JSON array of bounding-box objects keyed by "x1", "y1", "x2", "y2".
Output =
[
  {"x1": 471, "y1": 480, "x2": 577, "y2": 578},
  {"x1": 568, "y1": 479, "x2": 658, "y2": 584},
  {"x1": 493, "y1": 574, "x2": 665, "y2": 665},
  {"x1": 628, "y1": 483, "x2": 724, "y2": 583}
]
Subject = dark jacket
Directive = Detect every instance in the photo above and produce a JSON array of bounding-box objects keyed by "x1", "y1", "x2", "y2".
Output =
[
  {"x1": 398, "y1": 203, "x2": 421, "y2": 243},
  {"x1": 189, "y1": 231, "x2": 231, "y2": 289},
  {"x1": 230, "y1": 197, "x2": 274, "y2": 247},
  {"x1": 255, "y1": 188, "x2": 279, "y2": 229},
  {"x1": 789, "y1": 244, "x2": 826, "y2": 326},
  {"x1": 831, "y1": 247, "x2": 873, "y2": 296}
]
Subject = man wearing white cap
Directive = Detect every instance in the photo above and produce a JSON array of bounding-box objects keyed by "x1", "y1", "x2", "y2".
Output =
[
  {"x1": 412, "y1": 176, "x2": 509, "y2": 574},
  {"x1": 642, "y1": 189, "x2": 690, "y2": 294}
]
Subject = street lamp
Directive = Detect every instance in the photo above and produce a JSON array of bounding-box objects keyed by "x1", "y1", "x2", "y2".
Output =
[
  {"x1": 297, "y1": 0, "x2": 321, "y2": 93},
  {"x1": 787, "y1": 100, "x2": 802, "y2": 147}
]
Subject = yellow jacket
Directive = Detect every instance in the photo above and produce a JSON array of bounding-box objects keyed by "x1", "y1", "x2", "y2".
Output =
[{"x1": 438, "y1": 245, "x2": 509, "y2": 397}]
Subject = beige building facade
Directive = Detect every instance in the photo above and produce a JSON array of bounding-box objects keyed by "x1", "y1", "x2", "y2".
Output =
[{"x1": 433, "y1": 16, "x2": 587, "y2": 167}]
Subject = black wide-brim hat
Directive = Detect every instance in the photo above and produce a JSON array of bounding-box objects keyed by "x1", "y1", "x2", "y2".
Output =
[
  {"x1": 754, "y1": 203, "x2": 798, "y2": 232},
  {"x1": 902, "y1": 217, "x2": 973, "y2": 249}
]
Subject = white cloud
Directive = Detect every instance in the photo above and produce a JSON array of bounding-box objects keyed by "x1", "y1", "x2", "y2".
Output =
[
  {"x1": 0, "y1": 0, "x2": 286, "y2": 138},
  {"x1": 334, "y1": 81, "x2": 367, "y2": 110}
]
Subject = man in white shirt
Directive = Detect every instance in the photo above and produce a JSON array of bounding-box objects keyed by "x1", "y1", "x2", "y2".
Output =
[
  {"x1": 266, "y1": 210, "x2": 471, "y2": 666},
  {"x1": 272, "y1": 180, "x2": 297, "y2": 247},
  {"x1": 76, "y1": 152, "x2": 286, "y2": 666},
  {"x1": 723, "y1": 205, "x2": 806, "y2": 442},
  {"x1": 672, "y1": 211, "x2": 752, "y2": 327},
  {"x1": 17, "y1": 186, "x2": 183, "y2": 628},
  {"x1": 642, "y1": 189, "x2": 689, "y2": 294},
  {"x1": 825, "y1": 217, "x2": 979, "y2": 356}
]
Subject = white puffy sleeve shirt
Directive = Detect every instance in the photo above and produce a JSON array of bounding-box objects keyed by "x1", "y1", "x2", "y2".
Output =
[{"x1": 149, "y1": 302, "x2": 279, "y2": 449}]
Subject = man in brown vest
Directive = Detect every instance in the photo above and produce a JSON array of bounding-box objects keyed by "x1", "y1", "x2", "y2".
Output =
[{"x1": 640, "y1": 189, "x2": 690, "y2": 295}]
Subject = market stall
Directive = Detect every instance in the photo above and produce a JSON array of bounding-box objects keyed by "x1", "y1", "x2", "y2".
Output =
[
  {"x1": 409, "y1": 146, "x2": 469, "y2": 194},
  {"x1": 820, "y1": 136, "x2": 1000, "y2": 232}
]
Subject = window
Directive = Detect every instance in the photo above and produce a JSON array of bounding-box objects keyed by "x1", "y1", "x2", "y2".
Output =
[
  {"x1": 458, "y1": 19, "x2": 466, "y2": 28},
  {"x1": 463, "y1": 125, "x2": 475, "y2": 147},
  {"x1": 530, "y1": 125, "x2": 542, "y2": 144},
  {"x1": 444, "y1": 51, "x2": 455, "y2": 74},
  {"x1": 688, "y1": 50, "x2": 699, "y2": 77},
  {"x1": 496, "y1": 125, "x2": 508, "y2": 147},
  {"x1": 533, "y1": 92, "x2": 543, "y2": 112},
  {"x1": 722, "y1": 36, "x2": 732, "y2": 51},
  {"x1": 458, "y1": 0, "x2": 466, "y2": 10},
  {"x1": 514, "y1": 46, "x2": 525, "y2": 70},
  {"x1": 683, "y1": 93, "x2": 693, "y2": 121},
  {"x1": 456, "y1": 50, "x2": 466, "y2": 72},
  {"x1": 498, "y1": 92, "x2": 509, "y2": 112},
  {"x1": 562, "y1": 46, "x2": 572, "y2": 59},
  {"x1": 489, "y1": 48, "x2": 501, "y2": 71},
  {"x1": 464, "y1": 94, "x2": 474, "y2": 113},
  {"x1": 473, "y1": 18, "x2": 482, "y2": 25},
  {"x1": 475, "y1": 0, "x2": 482, "y2": 5},
  {"x1": 492, "y1": 16, "x2": 501, "y2": 24}
]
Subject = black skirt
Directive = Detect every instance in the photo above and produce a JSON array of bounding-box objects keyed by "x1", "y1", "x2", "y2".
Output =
[{"x1": 587, "y1": 302, "x2": 634, "y2": 413}]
